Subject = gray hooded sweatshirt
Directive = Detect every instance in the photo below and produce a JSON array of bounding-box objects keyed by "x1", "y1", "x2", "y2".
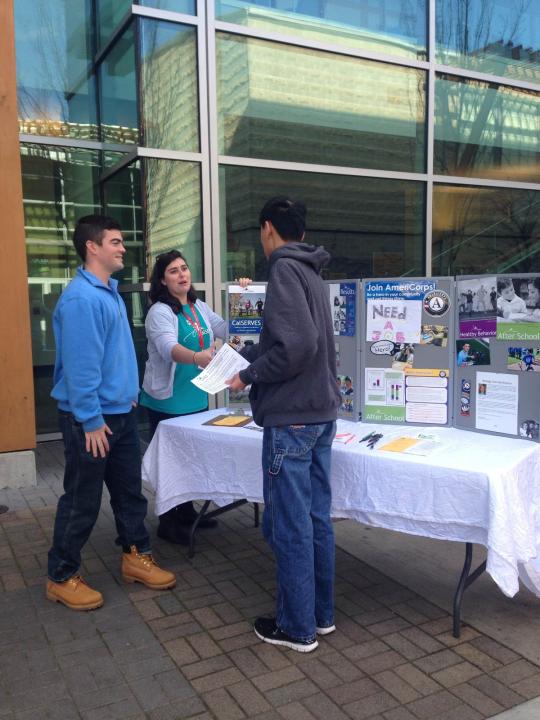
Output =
[{"x1": 239, "y1": 242, "x2": 341, "y2": 427}]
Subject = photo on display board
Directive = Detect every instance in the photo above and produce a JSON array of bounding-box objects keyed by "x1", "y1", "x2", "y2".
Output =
[
  {"x1": 420, "y1": 325, "x2": 448, "y2": 347},
  {"x1": 520, "y1": 420, "x2": 540, "y2": 441},
  {"x1": 228, "y1": 287, "x2": 265, "y2": 335},
  {"x1": 496, "y1": 276, "x2": 540, "y2": 341},
  {"x1": 229, "y1": 294, "x2": 265, "y2": 319},
  {"x1": 392, "y1": 343, "x2": 415, "y2": 369},
  {"x1": 336, "y1": 375, "x2": 354, "y2": 415},
  {"x1": 507, "y1": 348, "x2": 540, "y2": 372},
  {"x1": 228, "y1": 334, "x2": 258, "y2": 353},
  {"x1": 456, "y1": 339, "x2": 491, "y2": 367},
  {"x1": 457, "y1": 276, "x2": 497, "y2": 338},
  {"x1": 329, "y1": 282, "x2": 356, "y2": 337}
]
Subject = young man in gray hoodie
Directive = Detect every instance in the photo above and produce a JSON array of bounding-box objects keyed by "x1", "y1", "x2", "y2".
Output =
[{"x1": 228, "y1": 196, "x2": 341, "y2": 652}]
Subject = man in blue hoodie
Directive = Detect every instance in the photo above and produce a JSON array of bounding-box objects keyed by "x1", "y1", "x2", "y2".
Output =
[
  {"x1": 228, "y1": 197, "x2": 341, "y2": 652},
  {"x1": 46, "y1": 215, "x2": 175, "y2": 610}
]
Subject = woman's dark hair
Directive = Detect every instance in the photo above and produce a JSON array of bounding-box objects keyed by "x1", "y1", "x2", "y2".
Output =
[
  {"x1": 259, "y1": 196, "x2": 306, "y2": 241},
  {"x1": 148, "y1": 250, "x2": 197, "y2": 313}
]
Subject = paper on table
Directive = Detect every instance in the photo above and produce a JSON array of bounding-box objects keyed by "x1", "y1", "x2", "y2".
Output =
[
  {"x1": 379, "y1": 437, "x2": 420, "y2": 453},
  {"x1": 191, "y1": 343, "x2": 250, "y2": 395}
]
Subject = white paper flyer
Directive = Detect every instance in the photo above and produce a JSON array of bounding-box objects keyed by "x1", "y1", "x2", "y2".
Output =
[{"x1": 191, "y1": 343, "x2": 250, "y2": 395}]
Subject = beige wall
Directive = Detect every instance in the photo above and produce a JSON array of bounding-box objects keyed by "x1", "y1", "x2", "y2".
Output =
[{"x1": 0, "y1": 1, "x2": 36, "y2": 452}]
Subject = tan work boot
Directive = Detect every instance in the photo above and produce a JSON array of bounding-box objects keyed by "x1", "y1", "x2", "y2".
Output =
[
  {"x1": 46, "y1": 575, "x2": 103, "y2": 610},
  {"x1": 121, "y1": 546, "x2": 176, "y2": 590}
]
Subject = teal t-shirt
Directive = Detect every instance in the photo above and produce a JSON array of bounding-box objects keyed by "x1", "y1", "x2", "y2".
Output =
[{"x1": 140, "y1": 304, "x2": 210, "y2": 414}]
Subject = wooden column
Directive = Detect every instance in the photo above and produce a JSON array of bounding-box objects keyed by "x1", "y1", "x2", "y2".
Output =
[{"x1": 0, "y1": 0, "x2": 36, "y2": 452}]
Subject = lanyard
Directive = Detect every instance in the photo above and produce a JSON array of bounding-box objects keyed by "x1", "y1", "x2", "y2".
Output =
[{"x1": 182, "y1": 303, "x2": 205, "y2": 350}]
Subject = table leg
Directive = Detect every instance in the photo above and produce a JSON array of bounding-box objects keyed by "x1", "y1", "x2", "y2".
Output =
[
  {"x1": 453, "y1": 542, "x2": 487, "y2": 638},
  {"x1": 187, "y1": 499, "x2": 257, "y2": 559}
]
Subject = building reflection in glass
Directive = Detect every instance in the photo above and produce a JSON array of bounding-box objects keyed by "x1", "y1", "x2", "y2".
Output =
[
  {"x1": 220, "y1": 165, "x2": 425, "y2": 282},
  {"x1": 432, "y1": 184, "x2": 540, "y2": 276}
]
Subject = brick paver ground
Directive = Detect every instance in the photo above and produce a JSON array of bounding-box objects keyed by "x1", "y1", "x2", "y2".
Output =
[{"x1": 1, "y1": 441, "x2": 539, "y2": 720}]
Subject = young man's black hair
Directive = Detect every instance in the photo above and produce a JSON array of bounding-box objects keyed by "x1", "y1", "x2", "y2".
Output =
[{"x1": 258, "y1": 196, "x2": 306, "y2": 241}]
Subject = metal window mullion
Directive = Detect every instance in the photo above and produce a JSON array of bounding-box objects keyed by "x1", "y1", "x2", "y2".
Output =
[
  {"x1": 218, "y1": 155, "x2": 428, "y2": 183},
  {"x1": 434, "y1": 63, "x2": 540, "y2": 94},
  {"x1": 94, "y1": 9, "x2": 133, "y2": 66},
  {"x1": 433, "y1": 175, "x2": 540, "y2": 191},
  {"x1": 197, "y1": 0, "x2": 214, "y2": 300},
  {"x1": 18, "y1": 134, "x2": 127, "y2": 152},
  {"x1": 99, "y1": 149, "x2": 138, "y2": 184},
  {"x1": 136, "y1": 147, "x2": 202, "y2": 161},
  {"x1": 425, "y1": 0, "x2": 436, "y2": 277},
  {"x1": 132, "y1": 4, "x2": 200, "y2": 26},
  {"x1": 205, "y1": 2, "x2": 224, "y2": 318}
]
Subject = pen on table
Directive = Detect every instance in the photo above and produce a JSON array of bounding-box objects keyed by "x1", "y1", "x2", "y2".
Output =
[
  {"x1": 359, "y1": 432, "x2": 375, "y2": 443},
  {"x1": 368, "y1": 433, "x2": 383, "y2": 449}
]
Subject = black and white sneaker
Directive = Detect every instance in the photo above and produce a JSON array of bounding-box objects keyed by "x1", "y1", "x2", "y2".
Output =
[
  {"x1": 316, "y1": 624, "x2": 336, "y2": 636},
  {"x1": 254, "y1": 617, "x2": 318, "y2": 653}
]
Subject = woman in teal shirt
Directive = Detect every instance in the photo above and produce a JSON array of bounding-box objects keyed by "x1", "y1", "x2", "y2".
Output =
[{"x1": 141, "y1": 250, "x2": 249, "y2": 544}]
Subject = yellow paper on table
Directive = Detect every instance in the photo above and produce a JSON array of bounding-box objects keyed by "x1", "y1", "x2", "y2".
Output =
[
  {"x1": 379, "y1": 437, "x2": 421, "y2": 453},
  {"x1": 205, "y1": 414, "x2": 252, "y2": 427}
]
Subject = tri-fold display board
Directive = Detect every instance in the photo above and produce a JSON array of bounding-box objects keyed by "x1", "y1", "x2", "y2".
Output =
[{"x1": 225, "y1": 274, "x2": 540, "y2": 442}]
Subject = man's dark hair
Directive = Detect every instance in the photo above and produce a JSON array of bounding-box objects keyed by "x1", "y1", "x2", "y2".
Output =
[
  {"x1": 259, "y1": 196, "x2": 306, "y2": 241},
  {"x1": 73, "y1": 215, "x2": 122, "y2": 261},
  {"x1": 148, "y1": 250, "x2": 197, "y2": 313}
]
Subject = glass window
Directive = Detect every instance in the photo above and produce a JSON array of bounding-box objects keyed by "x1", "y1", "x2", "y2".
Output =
[
  {"x1": 99, "y1": 24, "x2": 139, "y2": 145},
  {"x1": 217, "y1": 34, "x2": 426, "y2": 173},
  {"x1": 432, "y1": 185, "x2": 540, "y2": 276},
  {"x1": 140, "y1": 20, "x2": 200, "y2": 151},
  {"x1": 144, "y1": 159, "x2": 203, "y2": 280},
  {"x1": 216, "y1": 0, "x2": 427, "y2": 60},
  {"x1": 436, "y1": 0, "x2": 540, "y2": 84},
  {"x1": 102, "y1": 162, "x2": 144, "y2": 283},
  {"x1": 15, "y1": 0, "x2": 97, "y2": 140},
  {"x1": 220, "y1": 165, "x2": 425, "y2": 281},
  {"x1": 21, "y1": 143, "x2": 101, "y2": 435},
  {"x1": 96, "y1": 0, "x2": 132, "y2": 48},
  {"x1": 137, "y1": 0, "x2": 196, "y2": 11},
  {"x1": 435, "y1": 75, "x2": 540, "y2": 183}
]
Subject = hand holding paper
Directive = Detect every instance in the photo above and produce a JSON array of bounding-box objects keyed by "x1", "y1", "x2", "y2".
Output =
[{"x1": 191, "y1": 342, "x2": 250, "y2": 395}]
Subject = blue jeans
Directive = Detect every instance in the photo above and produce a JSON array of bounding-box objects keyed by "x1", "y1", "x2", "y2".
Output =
[
  {"x1": 48, "y1": 409, "x2": 150, "y2": 582},
  {"x1": 262, "y1": 421, "x2": 336, "y2": 642}
]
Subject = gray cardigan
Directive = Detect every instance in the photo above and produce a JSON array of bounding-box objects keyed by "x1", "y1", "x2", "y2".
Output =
[{"x1": 142, "y1": 300, "x2": 227, "y2": 400}]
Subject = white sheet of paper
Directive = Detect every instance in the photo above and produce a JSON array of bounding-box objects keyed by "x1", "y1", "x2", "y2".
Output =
[
  {"x1": 191, "y1": 342, "x2": 250, "y2": 395},
  {"x1": 475, "y1": 371, "x2": 518, "y2": 435}
]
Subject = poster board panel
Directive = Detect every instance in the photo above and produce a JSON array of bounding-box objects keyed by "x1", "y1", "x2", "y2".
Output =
[
  {"x1": 454, "y1": 273, "x2": 540, "y2": 442},
  {"x1": 327, "y1": 279, "x2": 362, "y2": 422},
  {"x1": 361, "y1": 277, "x2": 455, "y2": 427},
  {"x1": 226, "y1": 282, "x2": 266, "y2": 409}
]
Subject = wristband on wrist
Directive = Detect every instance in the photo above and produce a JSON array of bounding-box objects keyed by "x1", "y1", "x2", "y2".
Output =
[{"x1": 192, "y1": 351, "x2": 197, "y2": 365}]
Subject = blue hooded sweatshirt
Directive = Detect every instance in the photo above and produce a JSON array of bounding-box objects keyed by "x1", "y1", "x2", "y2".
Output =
[{"x1": 51, "y1": 267, "x2": 139, "y2": 431}]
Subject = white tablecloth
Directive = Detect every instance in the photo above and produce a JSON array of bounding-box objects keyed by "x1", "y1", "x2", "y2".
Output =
[{"x1": 142, "y1": 409, "x2": 540, "y2": 598}]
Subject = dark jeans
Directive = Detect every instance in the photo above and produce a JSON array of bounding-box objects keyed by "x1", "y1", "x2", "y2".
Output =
[
  {"x1": 47, "y1": 409, "x2": 150, "y2": 582},
  {"x1": 262, "y1": 421, "x2": 336, "y2": 642}
]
